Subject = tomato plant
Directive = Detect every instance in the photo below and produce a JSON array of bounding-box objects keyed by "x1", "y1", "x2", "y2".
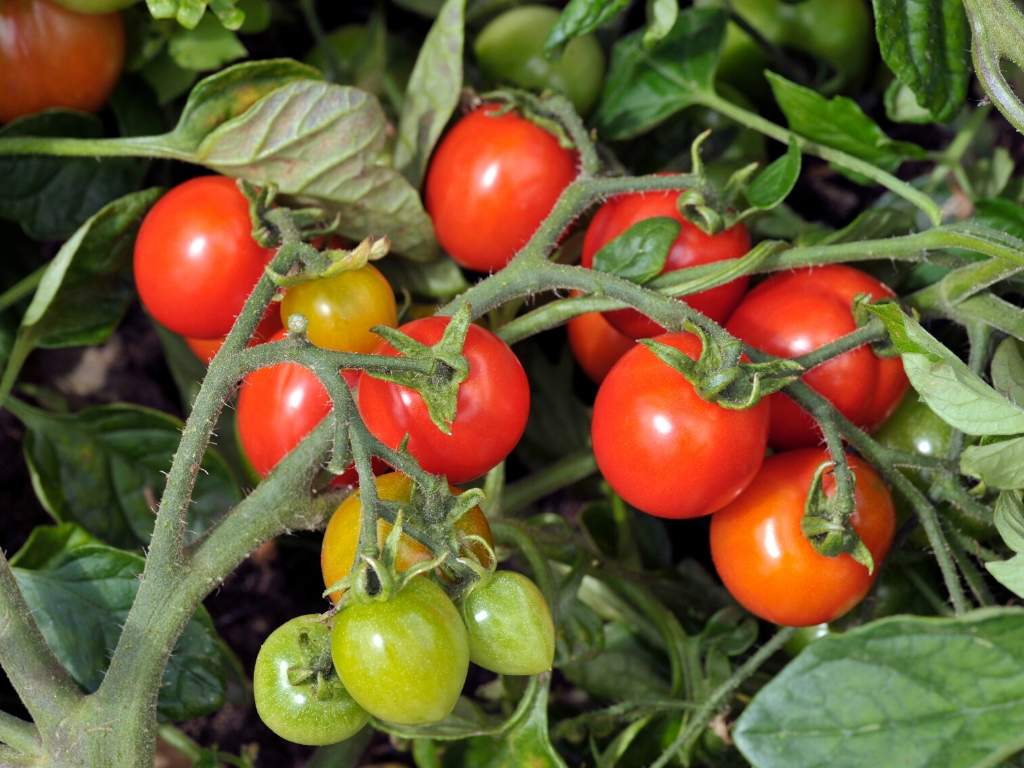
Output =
[
  {"x1": 582, "y1": 190, "x2": 750, "y2": 337},
  {"x1": 358, "y1": 316, "x2": 530, "y2": 483},
  {"x1": 0, "y1": 0, "x2": 124, "y2": 122},
  {"x1": 134, "y1": 176, "x2": 274, "y2": 340},
  {"x1": 727, "y1": 265, "x2": 909, "y2": 448},
  {"x1": 253, "y1": 615, "x2": 368, "y2": 746},
  {"x1": 331, "y1": 577, "x2": 469, "y2": 725},
  {"x1": 710, "y1": 449, "x2": 896, "y2": 626},
  {"x1": 321, "y1": 472, "x2": 493, "y2": 601},
  {"x1": 424, "y1": 106, "x2": 577, "y2": 272},
  {"x1": 592, "y1": 332, "x2": 769, "y2": 518}
]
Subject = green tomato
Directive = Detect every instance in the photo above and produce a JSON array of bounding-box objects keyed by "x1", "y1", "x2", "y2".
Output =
[
  {"x1": 460, "y1": 571, "x2": 555, "y2": 676},
  {"x1": 716, "y1": 0, "x2": 872, "y2": 98},
  {"x1": 331, "y1": 577, "x2": 469, "y2": 725},
  {"x1": 253, "y1": 615, "x2": 369, "y2": 746},
  {"x1": 783, "y1": 623, "x2": 831, "y2": 656},
  {"x1": 474, "y1": 5, "x2": 606, "y2": 116},
  {"x1": 49, "y1": 0, "x2": 137, "y2": 12},
  {"x1": 875, "y1": 393, "x2": 953, "y2": 487}
]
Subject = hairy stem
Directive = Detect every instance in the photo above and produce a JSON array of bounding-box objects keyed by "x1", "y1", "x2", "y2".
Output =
[{"x1": 0, "y1": 711, "x2": 40, "y2": 757}]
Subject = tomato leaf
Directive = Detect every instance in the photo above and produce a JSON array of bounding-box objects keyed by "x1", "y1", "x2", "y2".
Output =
[
  {"x1": 735, "y1": 609, "x2": 1024, "y2": 768},
  {"x1": 987, "y1": 493, "x2": 1024, "y2": 596},
  {"x1": 379, "y1": 255, "x2": 470, "y2": 301},
  {"x1": 11, "y1": 400, "x2": 241, "y2": 550},
  {"x1": 744, "y1": 139, "x2": 801, "y2": 211},
  {"x1": 594, "y1": 7, "x2": 725, "y2": 141},
  {"x1": 592, "y1": 217, "x2": 679, "y2": 284},
  {"x1": 0, "y1": 188, "x2": 162, "y2": 408},
  {"x1": 167, "y1": 13, "x2": 247, "y2": 71},
  {"x1": 873, "y1": 0, "x2": 970, "y2": 123},
  {"x1": 546, "y1": 0, "x2": 630, "y2": 52},
  {"x1": 961, "y1": 436, "x2": 1024, "y2": 490},
  {"x1": 767, "y1": 72, "x2": 926, "y2": 175},
  {"x1": 992, "y1": 337, "x2": 1024, "y2": 404},
  {"x1": 0, "y1": 112, "x2": 147, "y2": 241},
  {"x1": 394, "y1": 0, "x2": 466, "y2": 185},
  {"x1": 863, "y1": 302, "x2": 1024, "y2": 435},
  {"x1": 643, "y1": 0, "x2": 678, "y2": 48},
  {"x1": 11, "y1": 526, "x2": 230, "y2": 721}
]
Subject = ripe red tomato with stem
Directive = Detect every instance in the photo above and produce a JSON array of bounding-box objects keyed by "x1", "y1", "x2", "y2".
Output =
[
  {"x1": 591, "y1": 332, "x2": 769, "y2": 519},
  {"x1": 0, "y1": 0, "x2": 124, "y2": 122},
  {"x1": 581, "y1": 190, "x2": 751, "y2": 338},
  {"x1": 358, "y1": 317, "x2": 530, "y2": 483},
  {"x1": 710, "y1": 448, "x2": 896, "y2": 626},
  {"x1": 134, "y1": 176, "x2": 274, "y2": 340},
  {"x1": 726, "y1": 265, "x2": 908, "y2": 448},
  {"x1": 425, "y1": 105, "x2": 577, "y2": 272},
  {"x1": 567, "y1": 310, "x2": 634, "y2": 384}
]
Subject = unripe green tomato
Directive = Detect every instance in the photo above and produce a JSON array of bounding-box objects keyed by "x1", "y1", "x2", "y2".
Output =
[
  {"x1": 49, "y1": 0, "x2": 136, "y2": 12},
  {"x1": 331, "y1": 577, "x2": 469, "y2": 725},
  {"x1": 716, "y1": 0, "x2": 872, "y2": 98},
  {"x1": 460, "y1": 571, "x2": 555, "y2": 675},
  {"x1": 253, "y1": 615, "x2": 368, "y2": 746},
  {"x1": 783, "y1": 622, "x2": 831, "y2": 656},
  {"x1": 474, "y1": 5, "x2": 606, "y2": 116}
]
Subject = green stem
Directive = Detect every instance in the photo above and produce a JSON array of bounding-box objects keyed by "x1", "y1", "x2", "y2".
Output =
[
  {"x1": 0, "y1": 712, "x2": 40, "y2": 757},
  {"x1": 0, "y1": 267, "x2": 45, "y2": 313},
  {"x1": 501, "y1": 451, "x2": 598, "y2": 515},
  {"x1": 792, "y1": 321, "x2": 885, "y2": 371},
  {"x1": 947, "y1": 526, "x2": 995, "y2": 607},
  {"x1": 698, "y1": 92, "x2": 943, "y2": 225},
  {"x1": 649, "y1": 627, "x2": 796, "y2": 768},
  {"x1": 963, "y1": 0, "x2": 1024, "y2": 135},
  {"x1": 0, "y1": 134, "x2": 190, "y2": 160}
]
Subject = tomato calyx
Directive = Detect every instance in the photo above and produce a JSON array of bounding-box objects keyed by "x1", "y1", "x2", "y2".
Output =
[
  {"x1": 281, "y1": 619, "x2": 348, "y2": 703},
  {"x1": 641, "y1": 324, "x2": 802, "y2": 409},
  {"x1": 268, "y1": 235, "x2": 391, "y2": 291},
  {"x1": 800, "y1": 460, "x2": 875, "y2": 571},
  {"x1": 473, "y1": 88, "x2": 578, "y2": 152},
  {"x1": 851, "y1": 295, "x2": 903, "y2": 359}
]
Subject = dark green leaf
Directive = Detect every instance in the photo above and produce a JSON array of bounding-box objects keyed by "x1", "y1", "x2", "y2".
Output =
[
  {"x1": 394, "y1": 0, "x2": 466, "y2": 184},
  {"x1": 594, "y1": 8, "x2": 725, "y2": 141},
  {"x1": 546, "y1": 0, "x2": 630, "y2": 52},
  {"x1": 9, "y1": 522, "x2": 100, "y2": 570},
  {"x1": 307, "y1": 730, "x2": 374, "y2": 768},
  {"x1": 735, "y1": 609, "x2": 1024, "y2": 768},
  {"x1": 479, "y1": 675, "x2": 566, "y2": 767},
  {"x1": 767, "y1": 72, "x2": 926, "y2": 173},
  {"x1": 992, "y1": 337, "x2": 1024, "y2": 404},
  {"x1": 745, "y1": 139, "x2": 801, "y2": 210},
  {"x1": 592, "y1": 217, "x2": 679, "y2": 284},
  {"x1": 12, "y1": 529, "x2": 228, "y2": 721},
  {"x1": 815, "y1": 207, "x2": 916, "y2": 245},
  {"x1": 961, "y1": 436, "x2": 1024, "y2": 490},
  {"x1": 873, "y1": 0, "x2": 969, "y2": 122},
  {"x1": 14, "y1": 401, "x2": 241, "y2": 550},
  {"x1": 975, "y1": 198, "x2": 1024, "y2": 242},
  {"x1": 236, "y1": 0, "x2": 271, "y2": 33},
  {"x1": 994, "y1": 491, "x2": 1024, "y2": 552},
  {"x1": 141, "y1": 50, "x2": 202, "y2": 104},
  {"x1": 863, "y1": 303, "x2": 1024, "y2": 435},
  {"x1": 0, "y1": 113, "x2": 146, "y2": 241},
  {"x1": 516, "y1": 344, "x2": 591, "y2": 470},
  {"x1": 562, "y1": 623, "x2": 670, "y2": 702},
  {"x1": 378, "y1": 255, "x2": 470, "y2": 301},
  {"x1": 167, "y1": 13, "x2": 247, "y2": 71}
]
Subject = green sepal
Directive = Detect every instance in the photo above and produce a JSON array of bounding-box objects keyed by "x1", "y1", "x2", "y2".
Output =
[
  {"x1": 477, "y1": 89, "x2": 578, "y2": 151},
  {"x1": 800, "y1": 461, "x2": 874, "y2": 572},
  {"x1": 641, "y1": 324, "x2": 803, "y2": 409},
  {"x1": 269, "y1": 236, "x2": 392, "y2": 289},
  {"x1": 851, "y1": 295, "x2": 902, "y2": 358}
]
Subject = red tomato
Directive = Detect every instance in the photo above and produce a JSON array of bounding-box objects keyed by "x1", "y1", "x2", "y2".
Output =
[
  {"x1": 0, "y1": 0, "x2": 124, "y2": 122},
  {"x1": 726, "y1": 265, "x2": 908, "y2": 448},
  {"x1": 185, "y1": 305, "x2": 284, "y2": 365},
  {"x1": 358, "y1": 317, "x2": 530, "y2": 483},
  {"x1": 567, "y1": 311, "x2": 634, "y2": 383},
  {"x1": 710, "y1": 448, "x2": 896, "y2": 626},
  {"x1": 134, "y1": 177, "x2": 274, "y2": 339},
  {"x1": 581, "y1": 190, "x2": 750, "y2": 338},
  {"x1": 425, "y1": 105, "x2": 577, "y2": 272},
  {"x1": 591, "y1": 332, "x2": 769, "y2": 519}
]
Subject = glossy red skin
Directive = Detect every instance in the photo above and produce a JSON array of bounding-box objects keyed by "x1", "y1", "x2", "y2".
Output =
[
  {"x1": 581, "y1": 191, "x2": 750, "y2": 338},
  {"x1": 567, "y1": 311, "x2": 634, "y2": 384},
  {"x1": 134, "y1": 177, "x2": 274, "y2": 339},
  {"x1": 185, "y1": 305, "x2": 283, "y2": 365},
  {"x1": 726, "y1": 265, "x2": 908, "y2": 448},
  {"x1": 358, "y1": 317, "x2": 530, "y2": 483},
  {"x1": 710, "y1": 449, "x2": 896, "y2": 626},
  {"x1": 591, "y1": 333, "x2": 769, "y2": 519},
  {"x1": 0, "y1": 0, "x2": 124, "y2": 122},
  {"x1": 425, "y1": 106, "x2": 577, "y2": 272}
]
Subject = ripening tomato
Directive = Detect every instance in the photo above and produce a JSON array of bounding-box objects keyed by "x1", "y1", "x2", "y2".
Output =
[
  {"x1": 0, "y1": 0, "x2": 124, "y2": 122},
  {"x1": 134, "y1": 177, "x2": 274, "y2": 339},
  {"x1": 591, "y1": 332, "x2": 769, "y2": 519},
  {"x1": 321, "y1": 472, "x2": 494, "y2": 602},
  {"x1": 726, "y1": 265, "x2": 908, "y2": 449},
  {"x1": 425, "y1": 106, "x2": 577, "y2": 272},
  {"x1": 358, "y1": 317, "x2": 530, "y2": 483},
  {"x1": 331, "y1": 577, "x2": 469, "y2": 725},
  {"x1": 253, "y1": 615, "x2": 368, "y2": 746},
  {"x1": 185, "y1": 305, "x2": 284, "y2": 365},
  {"x1": 581, "y1": 190, "x2": 750, "y2": 338},
  {"x1": 280, "y1": 266, "x2": 398, "y2": 354},
  {"x1": 567, "y1": 311, "x2": 634, "y2": 384},
  {"x1": 710, "y1": 449, "x2": 895, "y2": 626}
]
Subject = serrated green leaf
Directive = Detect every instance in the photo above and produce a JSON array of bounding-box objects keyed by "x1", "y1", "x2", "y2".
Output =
[
  {"x1": 961, "y1": 436, "x2": 1024, "y2": 490},
  {"x1": 735, "y1": 609, "x2": 1024, "y2": 768},
  {"x1": 592, "y1": 217, "x2": 679, "y2": 284},
  {"x1": 745, "y1": 139, "x2": 801, "y2": 210},
  {"x1": 873, "y1": 0, "x2": 969, "y2": 123},
  {"x1": 545, "y1": 0, "x2": 630, "y2": 52}
]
